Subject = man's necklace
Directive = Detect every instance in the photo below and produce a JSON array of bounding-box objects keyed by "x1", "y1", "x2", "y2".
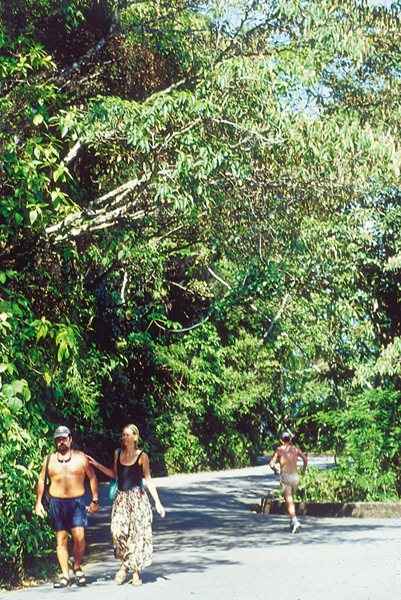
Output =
[{"x1": 57, "y1": 452, "x2": 72, "y2": 463}]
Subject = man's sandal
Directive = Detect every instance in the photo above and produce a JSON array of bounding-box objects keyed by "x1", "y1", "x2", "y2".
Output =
[
  {"x1": 74, "y1": 568, "x2": 87, "y2": 586},
  {"x1": 54, "y1": 575, "x2": 70, "y2": 588}
]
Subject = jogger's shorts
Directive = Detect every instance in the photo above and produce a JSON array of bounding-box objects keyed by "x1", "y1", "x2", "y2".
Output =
[{"x1": 280, "y1": 473, "x2": 299, "y2": 494}]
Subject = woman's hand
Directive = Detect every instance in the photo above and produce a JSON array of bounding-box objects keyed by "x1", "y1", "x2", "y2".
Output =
[
  {"x1": 85, "y1": 454, "x2": 115, "y2": 479},
  {"x1": 85, "y1": 454, "x2": 99, "y2": 469},
  {"x1": 155, "y1": 500, "x2": 166, "y2": 518}
]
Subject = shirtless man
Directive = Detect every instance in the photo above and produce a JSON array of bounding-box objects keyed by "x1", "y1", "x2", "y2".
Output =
[
  {"x1": 34, "y1": 426, "x2": 99, "y2": 588},
  {"x1": 269, "y1": 431, "x2": 307, "y2": 533}
]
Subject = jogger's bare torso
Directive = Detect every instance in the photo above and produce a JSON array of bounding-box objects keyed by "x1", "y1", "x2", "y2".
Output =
[{"x1": 276, "y1": 444, "x2": 302, "y2": 475}]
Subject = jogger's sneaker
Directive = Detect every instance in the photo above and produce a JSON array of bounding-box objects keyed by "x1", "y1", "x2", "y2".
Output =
[{"x1": 291, "y1": 520, "x2": 301, "y2": 534}]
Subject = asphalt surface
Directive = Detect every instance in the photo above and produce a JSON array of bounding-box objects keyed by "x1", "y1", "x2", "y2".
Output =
[{"x1": 3, "y1": 457, "x2": 401, "y2": 600}]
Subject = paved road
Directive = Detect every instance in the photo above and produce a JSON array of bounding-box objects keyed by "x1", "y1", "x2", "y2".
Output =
[{"x1": 4, "y1": 457, "x2": 401, "y2": 600}]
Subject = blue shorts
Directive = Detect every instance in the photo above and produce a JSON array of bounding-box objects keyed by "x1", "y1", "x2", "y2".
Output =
[{"x1": 49, "y1": 495, "x2": 88, "y2": 531}]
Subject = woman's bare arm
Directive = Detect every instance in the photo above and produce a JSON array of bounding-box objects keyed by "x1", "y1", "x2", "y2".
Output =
[
  {"x1": 141, "y1": 453, "x2": 166, "y2": 517},
  {"x1": 86, "y1": 454, "x2": 116, "y2": 479}
]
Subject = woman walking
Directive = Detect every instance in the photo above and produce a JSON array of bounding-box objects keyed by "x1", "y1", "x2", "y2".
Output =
[{"x1": 87, "y1": 424, "x2": 165, "y2": 586}]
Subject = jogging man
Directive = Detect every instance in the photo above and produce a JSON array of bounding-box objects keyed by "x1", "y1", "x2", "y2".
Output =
[
  {"x1": 269, "y1": 431, "x2": 307, "y2": 533},
  {"x1": 34, "y1": 426, "x2": 99, "y2": 588}
]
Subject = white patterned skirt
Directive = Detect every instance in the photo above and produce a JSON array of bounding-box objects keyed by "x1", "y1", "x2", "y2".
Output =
[{"x1": 111, "y1": 487, "x2": 153, "y2": 571}]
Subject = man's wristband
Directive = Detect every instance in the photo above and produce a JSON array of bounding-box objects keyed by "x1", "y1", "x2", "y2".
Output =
[{"x1": 91, "y1": 499, "x2": 99, "y2": 504}]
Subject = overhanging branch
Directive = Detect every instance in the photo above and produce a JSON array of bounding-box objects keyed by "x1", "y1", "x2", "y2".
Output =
[
  {"x1": 45, "y1": 175, "x2": 149, "y2": 242},
  {"x1": 152, "y1": 314, "x2": 210, "y2": 334},
  {"x1": 63, "y1": 141, "x2": 82, "y2": 165}
]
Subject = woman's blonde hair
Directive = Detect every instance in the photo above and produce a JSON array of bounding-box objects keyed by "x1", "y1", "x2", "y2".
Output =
[{"x1": 123, "y1": 423, "x2": 140, "y2": 445}]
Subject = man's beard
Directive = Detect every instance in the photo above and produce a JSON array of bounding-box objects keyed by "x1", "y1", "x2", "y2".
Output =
[{"x1": 58, "y1": 444, "x2": 69, "y2": 454}]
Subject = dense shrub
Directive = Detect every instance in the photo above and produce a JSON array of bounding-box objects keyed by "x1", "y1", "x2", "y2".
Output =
[
  {"x1": 0, "y1": 408, "x2": 54, "y2": 586},
  {"x1": 298, "y1": 389, "x2": 401, "y2": 502}
]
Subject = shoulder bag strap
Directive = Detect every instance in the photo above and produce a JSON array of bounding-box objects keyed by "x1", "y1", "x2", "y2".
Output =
[
  {"x1": 44, "y1": 454, "x2": 51, "y2": 492},
  {"x1": 115, "y1": 448, "x2": 121, "y2": 475}
]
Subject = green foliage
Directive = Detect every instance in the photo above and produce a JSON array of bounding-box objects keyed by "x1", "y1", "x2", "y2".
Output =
[
  {"x1": 299, "y1": 389, "x2": 401, "y2": 502},
  {"x1": 152, "y1": 324, "x2": 283, "y2": 471},
  {"x1": 0, "y1": 277, "x2": 104, "y2": 585},
  {"x1": 0, "y1": 386, "x2": 54, "y2": 586},
  {"x1": 155, "y1": 413, "x2": 208, "y2": 473},
  {"x1": 299, "y1": 462, "x2": 398, "y2": 504}
]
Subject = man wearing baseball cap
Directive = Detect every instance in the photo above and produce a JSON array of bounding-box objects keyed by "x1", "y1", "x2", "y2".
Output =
[
  {"x1": 269, "y1": 431, "x2": 308, "y2": 533},
  {"x1": 34, "y1": 426, "x2": 99, "y2": 588}
]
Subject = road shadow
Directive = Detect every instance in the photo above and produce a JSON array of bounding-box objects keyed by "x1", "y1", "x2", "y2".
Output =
[
  {"x1": 6, "y1": 467, "x2": 400, "y2": 597},
  {"x1": 84, "y1": 470, "x2": 399, "y2": 583}
]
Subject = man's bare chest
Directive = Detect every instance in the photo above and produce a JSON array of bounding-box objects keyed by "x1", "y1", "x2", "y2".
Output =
[{"x1": 49, "y1": 455, "x2": 85, "y2": 478}]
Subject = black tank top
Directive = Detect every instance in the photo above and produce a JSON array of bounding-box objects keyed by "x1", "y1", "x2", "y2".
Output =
[{"x1": 117, "y1": 450, "x2": 144, "y2": 491}]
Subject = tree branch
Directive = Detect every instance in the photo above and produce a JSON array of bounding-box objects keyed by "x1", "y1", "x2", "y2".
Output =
[
  {"x1": 45, "y1": 175, "x2": 149, "y2": 240},
  {"x1": 207, "y1": 266, "x2": 232, "y2": 290},
  {"x1": 152, "y1": 314, "x2": 210, "y2": 334},
  {"x1": 211, "y1": 118, "x2": 283, "y2": 145},
  {"x1": 263, "y1": 293, "x2": 291, "y2": 340},
  {"x1": 63, "y1": 141, "x2": 82, "y2": 165},
  {"x1": 120, "y1": 271, "x2": 128, "y2": 304},
  {"x1": 54, "y1": 22, "x2": 119, "y2": 91}
]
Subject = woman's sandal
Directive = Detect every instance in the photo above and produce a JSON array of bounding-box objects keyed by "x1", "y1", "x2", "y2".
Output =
[
  {"x1": 74, "y1": 568, "x2": 87, "y2": 586},
  {"x1": 114, "y1": 565, "x2": 128, "y2": 585},
  {"x1": 54, "y1": 575, "x2": 70, "y2": 588},
  {"x1": 131, "y1": 571, "x2": 142, "y2": 586}
]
